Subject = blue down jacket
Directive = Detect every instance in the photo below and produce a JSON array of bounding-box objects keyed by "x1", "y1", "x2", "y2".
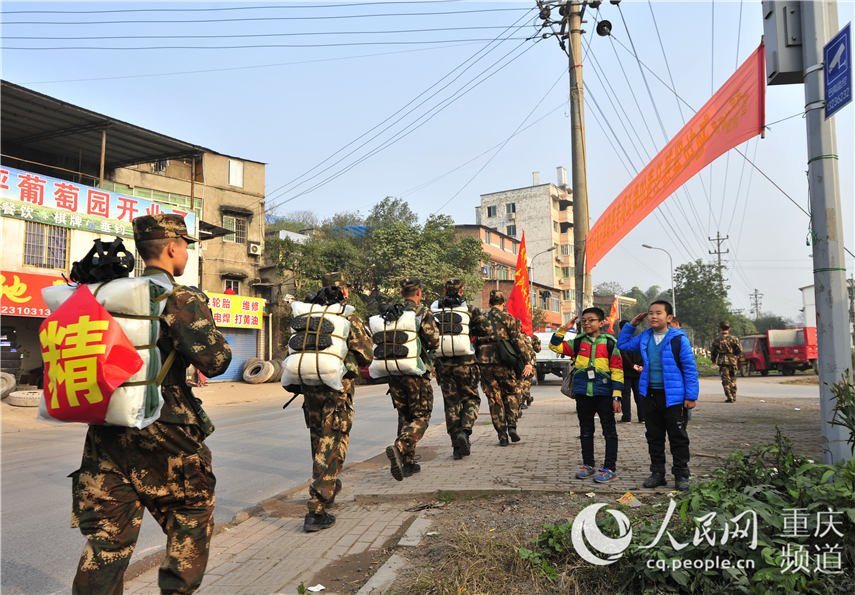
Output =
[{"x1": 617, "y1": 325, "x2": 699, "y2": 407}]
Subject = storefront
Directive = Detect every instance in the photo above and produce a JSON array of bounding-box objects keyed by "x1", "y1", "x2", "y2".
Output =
[
  {"x1": 204, "y1": 292, "x2": 266, "y2": 381},
  {"x1": 0, "y1": 270, "x2": 65, "y2": 381}
]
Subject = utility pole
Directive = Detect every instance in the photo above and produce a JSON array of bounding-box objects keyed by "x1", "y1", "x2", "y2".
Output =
[
  {"x1": 749, "y1": 288, "x2": 763, "y2": 319},
  {"x1": 708, "y1": 232, "x2": 730, "y2": 290},
  {"x1": 802, "y1": 1, "x2": 850, "y2": 464},
  {"x1": 537, "y1": 0, "x2": 596, "y2": 317}
]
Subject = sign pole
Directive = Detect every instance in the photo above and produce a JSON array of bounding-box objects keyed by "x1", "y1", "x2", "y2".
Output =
[{"x1": 802, "y1": 1, "x2": 850, "y2": 463}]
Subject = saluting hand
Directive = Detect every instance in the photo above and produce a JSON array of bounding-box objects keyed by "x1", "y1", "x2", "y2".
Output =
[
  {"x1": 560, "y1": 316, "x2": 577, "y2": 331},
  {"x1": 629, "y1": 312, "x2": 647, "y2": 326}
]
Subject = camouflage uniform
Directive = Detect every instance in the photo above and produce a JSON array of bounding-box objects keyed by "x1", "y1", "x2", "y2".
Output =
[
  {"x1": 299, "y1": 273, "x2": 373, "y2": 515},
  {"x1": 72, "y1": 214, "x2": 232, "y2": 595},
  {"x1": 432, "y1": 279, "x2": 481, "y2": 456},
  {"x1": 387, "y1": 290, "x2": 440, "y2": 466},
  {"x1": 710, "y1": 331, "x2": 742, "y2": 402},
  {"x1": 471, "y1": 293, "x2": 529, "y2": 443},
  {"x1": 517, "y1": 334, "x2": 540, "y2": 411}
]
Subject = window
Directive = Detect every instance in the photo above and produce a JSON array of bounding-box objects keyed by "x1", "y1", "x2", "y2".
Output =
[
  {"x1": 484, "y1": 230, "x2": 491, "y2": 244},
  {"x1": 134, "y1": 251, "x2": 145, "y2": 277},
  {"x1": 561, "y1": 243, "x2": 572, "y2": 256},
  {"x1": 499, "y1": 237, "x2": 504, "y2": 250},
  {"x1": 553, "y1": 221, "x2": 559, "y2": 232},
  {"x1": 225, "y1": 279, "x2": 240, "y2": 294},
  {"x1": 512, "y1": 243, "x2": 518, "y2": 254},
  {"x1": 228, "y1": 159, "x2": 244, "y2": 187},
  {"x1": 223, "y1": 215, "x2": 248, "y2": 243},
  {"x1": 23, "y1": 222, "x2": 69, "y2": 269},
  {"x1": 506, "y1": 225, "x2": 516, "y2": 237},
  {"x1": 562, "y1": 266, "x2": 572, "y2": 278},
  {"x1": 486, "y1": 205, "x2": 497, "y2": 218},
  {"x1": 562, "y1": 290, "x2": 572, "y2": 301},
  {"x1": 506, "y1": 203, "x2": 516, "y2": 214},
  {"x1": 498, "y1": 266, "x2": 508, "y2": 281}
]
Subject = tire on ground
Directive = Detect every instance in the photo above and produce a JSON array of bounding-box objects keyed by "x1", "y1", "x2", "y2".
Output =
[
  {"x1": 267, "y1": 360, "x2": 283, "y2": 383},
  {"x1": 1, "y1": 372, "x2": 16, "y2": 399},
  {"x1": 241, "y1": 357, "x2": 263, "y2": 375},
  {"x1": 243, "y1": 360, "x2": 275, "y2": 384},
  {"x1": 7, "y1": 389, "x2": 42, "y2": 407}
]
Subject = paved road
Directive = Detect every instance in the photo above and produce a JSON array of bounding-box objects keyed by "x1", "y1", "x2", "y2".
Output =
[{"x1": 0, "y1": 381, "x2": 441, "y2": 595}]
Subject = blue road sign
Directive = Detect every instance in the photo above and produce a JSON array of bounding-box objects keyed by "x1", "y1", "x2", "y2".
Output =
[{"x1": 824, "y1": 23, "x2": 851, "y2": 119}]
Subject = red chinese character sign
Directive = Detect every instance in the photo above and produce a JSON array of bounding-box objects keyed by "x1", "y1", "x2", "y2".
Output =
[{"x1": 39, "y1": 285, "x2": 142, "y2": 424}]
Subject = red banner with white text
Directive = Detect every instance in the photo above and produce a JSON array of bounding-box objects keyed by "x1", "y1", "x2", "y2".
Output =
[{"x1": 586, "y1": 43, "x2": 766, "y2": 272}]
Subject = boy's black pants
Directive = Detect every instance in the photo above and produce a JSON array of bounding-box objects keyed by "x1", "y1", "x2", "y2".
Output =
[
  {"x1": 574, "y1": 395, "x2": 618, "y2": 471},
  {"x1": 644, "y1": 389, "x2": 690, "y2": 478}
]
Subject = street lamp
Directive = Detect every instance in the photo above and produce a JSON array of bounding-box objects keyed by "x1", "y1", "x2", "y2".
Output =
[
  {"x1": 642, "y1": 244, "x2": 676, "y2": 317},
  {"x1": 529, "y1": 246, "x2": 557, "y2": 324}
]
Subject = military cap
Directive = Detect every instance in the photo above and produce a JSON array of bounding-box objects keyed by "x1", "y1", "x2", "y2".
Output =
[
  {"x1": 490, "y1": 289, "x2": 505, "y2": 303},
  {"x1": 323, "y1": 271, "x2": 349, "y2": 288},
  {"x1": 133, "y1": 214, "x2": 197, "y2": 243},
  {"x1": 445, "y1": 278, "x2": 463, "y2": 292},
  {"x1": 400, "y1": 277, "x2": 421, "y2": 292}
]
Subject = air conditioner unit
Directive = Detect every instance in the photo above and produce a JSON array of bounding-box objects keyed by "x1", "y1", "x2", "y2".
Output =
[
  {"x1": 247, "y1": 242, "x2": 262, "y2": 256},
  {"x1": 507, "y1": 212, "x2": 516, "y2": 220}
]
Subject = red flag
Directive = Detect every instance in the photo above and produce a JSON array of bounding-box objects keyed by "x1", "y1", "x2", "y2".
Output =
[
  {"x1": 506, "y1": 232, "x2": 533, "y2": 335},
  {"x1": 586, "y1": 44, "x2": 765, "y2": 271},
  {"x1": 605, "y1": 296, "x2": 619, "y2": 334}
]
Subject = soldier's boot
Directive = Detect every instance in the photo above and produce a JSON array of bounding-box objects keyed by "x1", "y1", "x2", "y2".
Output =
[
  {"x1": 508, "y1": 427, "x2": 521, "y2": 443},
  {"x1": 327, "y1": 479, "x2": 343, "y2": 507},
  {"x1": 642, "y1": 471, "x2": 667, "y2": 488},
  {"x1": 520, "y1": 402, "x2": 529, "y2": 409},
  {"x1": 498, "y1": 430, "x2": 509, "y2": 446},
  {"x1": 385, "y1": 444, "x2": 405, "y2": 481},
  {"x1": 453, "y1": 447, "x2": 463, "y2": 460},
  {"x1": 304, "y1": 511, "x2": 336, "y2": 532},
  {"x1": 403, "y1": 462, "x2": 421, "y2": 477},
  {"x1": 453, "y1": 431, "x2": 470, "y2": 457}
]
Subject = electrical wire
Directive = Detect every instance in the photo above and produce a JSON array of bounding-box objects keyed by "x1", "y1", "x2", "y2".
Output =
[
  {"x1": 3, "y1": 1, "x2": 464, "y2": 14},
  {"x1": 264, "y1": 10, "x2": 536, "y2": 207}
]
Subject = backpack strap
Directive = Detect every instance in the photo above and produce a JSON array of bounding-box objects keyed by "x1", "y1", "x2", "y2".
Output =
[{"x1": 671, "y1": 336, "x2": 683, "y2": 372}]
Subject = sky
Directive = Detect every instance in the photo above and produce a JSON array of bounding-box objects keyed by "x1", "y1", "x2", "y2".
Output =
[{"x1": 2, "y1": 0, "x2": 853, "y2": 321}]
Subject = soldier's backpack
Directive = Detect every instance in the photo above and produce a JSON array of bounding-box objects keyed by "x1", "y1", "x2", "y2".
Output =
[
  {"x1": 487, "y1": 311, "x2": 526, "y2": 375},
  {"x1": 281, "y1": 301, "x2": 354, "y2": 391},
  {"x1": 367, "y1": 305, "x2": 425, "y2": 378},
  {"x1": 430, "y1": 298, "x2": 475, "y2": 357},
  {"x1": 40, "y1": 273, "x2": 175, "y2": 428}
]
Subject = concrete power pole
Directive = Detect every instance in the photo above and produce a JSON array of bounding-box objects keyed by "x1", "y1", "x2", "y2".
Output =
[
  {"x1": 800, "y1": 1, "x2": 850, "y2": 464},
  {"x1": 750, "y1": 288, "x2": 763, "y2": 319},
  {"x1": 566, "y1": 1, "x2": 593, "y2": 315}
]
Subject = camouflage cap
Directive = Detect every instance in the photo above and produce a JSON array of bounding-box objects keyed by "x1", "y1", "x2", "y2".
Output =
[
  {"x1": 323, "y1": 271, "x2": 349, "y2": 288},
  {"x1": 489, "y1": 289, "x2": 505, "y2": 303},
  {"x1": 133, "y1": 214, "x2": 197, "y2": 243},
  {"x1": 400, "y1": 276, "x2": 421, "y2": 292},
  {"x1": 445, "y1": 278, "x2": 463, "y2": 293}
]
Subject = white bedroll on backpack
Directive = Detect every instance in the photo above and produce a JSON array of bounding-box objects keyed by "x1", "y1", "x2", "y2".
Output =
[
  {"x1": 430, "y1": 300, "x2": 475, "y2": 357},
  {"x1": 40, "y1": 274, "x2": 173, "y2": 428},
  {"x1": 281, "y1": 301, "x2": 354, "y2": 391},
  {"x1": 367, "y1": 310, "x2": 425, "y2": 378}
]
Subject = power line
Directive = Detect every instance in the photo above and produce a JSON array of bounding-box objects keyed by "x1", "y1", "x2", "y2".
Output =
[
  {"x1": 2, "y1": 1, "x2": 464, "y2": 14},
  {"x1": 2, "y1": 6, "x2": 529, "y2": 26}
]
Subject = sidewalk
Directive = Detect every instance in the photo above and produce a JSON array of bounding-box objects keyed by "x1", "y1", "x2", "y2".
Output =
[{"x1": 124, "y1": 384, "x2": 822, "y2": 594}]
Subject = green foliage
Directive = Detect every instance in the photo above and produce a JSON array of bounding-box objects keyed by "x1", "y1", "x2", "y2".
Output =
[
  {"x1": 623, "y1": 285, "x2": 670, "y2": 319},
  {"x1": 439, "y1": 492, "x2": 454, "y2": 503},
  {"x1": 296, "y1": 581, "x2": 306, "y2": 594},
  {"x1": 728, "y1": 313, "x2": 758, "y2": 337},
  {"x1": 755, "y1": 313, "x2": 795, "y2": 333},
  {"x1": 674, "y1": 260, "x2": 729, "y2": 346},
  {"x1": 365, "y1": 196, "x2": 417, "y2": 228},
  {"x1": 829, "y1": 369, "x2": 855, "y2": 455}
]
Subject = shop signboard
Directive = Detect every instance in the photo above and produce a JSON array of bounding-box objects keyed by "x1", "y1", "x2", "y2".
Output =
[
  {"x1": 204, "y1": 292, "x2": 265, "y2": 329},
  {"x1": 0, "y1": 166, "x2": 196, "y2": 238},
  {"x1": 1, "y1": 270, "x2": 65, "y2": 317}
]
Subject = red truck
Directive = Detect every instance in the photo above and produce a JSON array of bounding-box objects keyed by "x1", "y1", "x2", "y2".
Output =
[{"x1": 738, "y1": 327, "x2": 818, "y2": 376}]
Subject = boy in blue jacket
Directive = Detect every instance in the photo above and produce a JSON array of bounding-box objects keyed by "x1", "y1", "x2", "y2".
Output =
[{"x1": 617, "y1": 301, "x2": 698, "y2": 491}]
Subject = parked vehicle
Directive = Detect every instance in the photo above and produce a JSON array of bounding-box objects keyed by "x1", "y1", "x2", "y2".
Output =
[
  {"x1": 739, "y1": 327, "x2": 818, "y2": 376},
  {"x1": 534, "y1": 331, "x2": 573, "y2": 382}
]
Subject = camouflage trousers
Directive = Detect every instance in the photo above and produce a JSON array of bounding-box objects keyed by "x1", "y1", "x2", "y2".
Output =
[
  {"x1": 71, "y1": 421, "x2": 215, "y2": 595},
  {"x1": 435, "y1": 362, "x2": 481, "y2": 441},
  {"x1": 719, "y1": 365, "x2": 738, "y2": 401},
  {"x1": 388, "y1": 374, "x2": 433, "y2": 464},
  {"x1": 479, "y1": 364, "x2": 519, "y2": 439},
  {"x1": 302, "y1": 377, "x2": 355, "y2": 514},
  {"x1": 518, "y1": 375, "x2": 533, "y2": 411}
]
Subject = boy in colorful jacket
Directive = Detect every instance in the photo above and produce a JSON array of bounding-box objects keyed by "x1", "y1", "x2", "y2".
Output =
[
  {"x1": 617, "y1": 301, "x2": 699, "y2": 491},
  {"x1": 550, "y1": 307, "x2": 624, "y2": 483}
]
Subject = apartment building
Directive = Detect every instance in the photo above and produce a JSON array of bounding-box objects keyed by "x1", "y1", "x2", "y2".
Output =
[{"x1": 475, "y1": 167, "x2": 575, "y2": 321}]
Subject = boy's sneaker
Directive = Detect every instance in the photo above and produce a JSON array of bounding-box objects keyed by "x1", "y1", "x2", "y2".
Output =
[
  {"x1": 593, "y1": 468, "x2": 617, "y2": 483},
  {"x1": 574, "y1": 465, "x2": 596, "y2": 479}
]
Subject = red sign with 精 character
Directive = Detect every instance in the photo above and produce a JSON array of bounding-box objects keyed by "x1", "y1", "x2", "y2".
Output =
[{"x1": 39, "y1": 285, "x2": 143, "y2": 424}]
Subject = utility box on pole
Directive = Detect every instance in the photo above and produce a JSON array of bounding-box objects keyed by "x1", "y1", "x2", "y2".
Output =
[{"x1": 762, "y1": 1, "x2": 805, "y2": 84}]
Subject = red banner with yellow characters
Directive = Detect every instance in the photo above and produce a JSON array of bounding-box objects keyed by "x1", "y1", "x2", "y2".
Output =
[
  {"x1": 506, "y1": 231, "x2": 533, "y2": 335},
  {"x1": 1, "y1": 270, "x2": 66, "y2": 317},
  {"x1": 39, "y1": 285, "x2": 143, "y2": 424},
  {"x1": 586, "y1": 44, "x2": 766, "y2": 272}
]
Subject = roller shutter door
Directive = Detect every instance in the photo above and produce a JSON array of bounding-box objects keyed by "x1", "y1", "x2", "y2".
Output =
[{"x1": 216, "y1": 328, "x2": 259, "y2": 381}]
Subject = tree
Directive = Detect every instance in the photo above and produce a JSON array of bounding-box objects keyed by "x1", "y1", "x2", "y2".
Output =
[
  {"x1": 674, "y1": 260, "x2": 729, "y2": 347},
  {"x1": 594, "y1": 281, "x2": 624, "y2": 296},
  {"x1": 754, "y1": 314, "x2": 794, "y2": 334},
  {"x1": 727, "y1": 313, "x2": 758, "y2": 337},
  {"x1": 365, "y1": 196, "x2": 417, "y2": 228}
]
